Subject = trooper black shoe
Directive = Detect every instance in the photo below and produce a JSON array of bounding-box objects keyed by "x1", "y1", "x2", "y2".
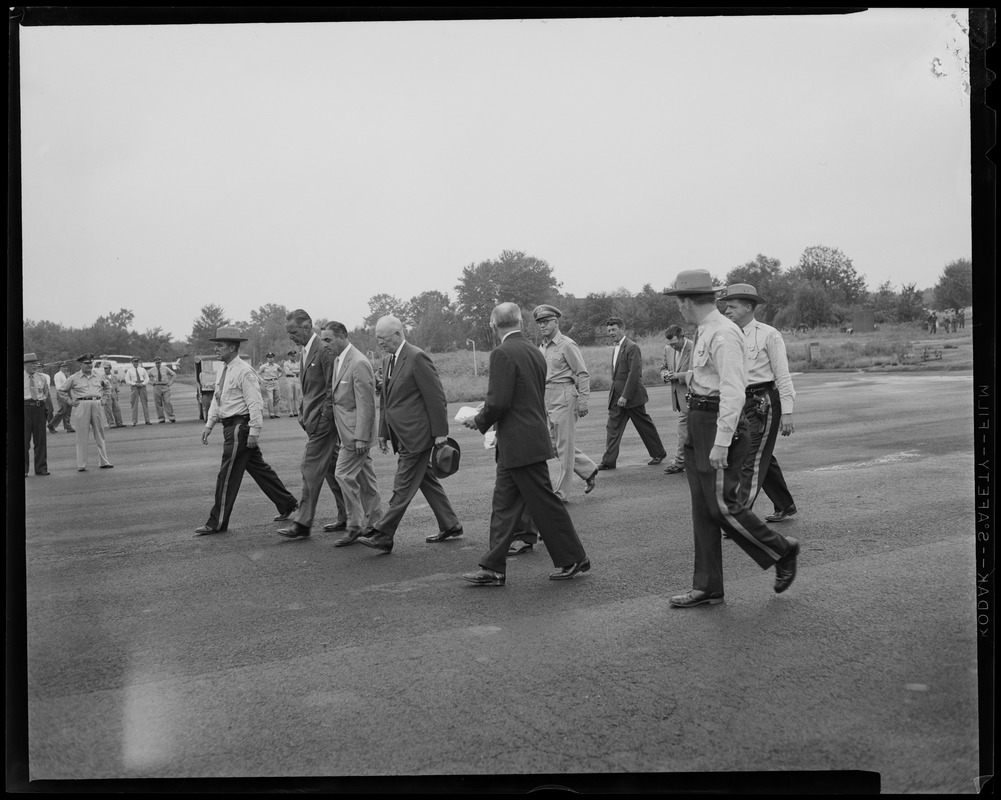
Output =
[
  {"x1": 766, "y1": 504, "x2": 798, "y2": 523},
  {"x1": 773, "y1": 537, "x2": 800, "y2": 594},
  {"x1": 549, "y1": 558, "x2": 591, "y2": 580}
]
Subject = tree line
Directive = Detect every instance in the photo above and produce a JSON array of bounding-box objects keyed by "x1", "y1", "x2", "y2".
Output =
[{"x1": 23, "y1": 248, "x2": 973, "y2": 367}]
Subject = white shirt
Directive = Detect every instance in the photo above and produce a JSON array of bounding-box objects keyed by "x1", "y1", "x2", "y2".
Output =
[
  {"x1": 689, "y1": 308, "x2": 748, "y2": 449},
  {"x1": 125, "y1": 365, "x2": 149, "y2": 387},
  {"x1": 334, "y1": 342, "x2": 355, "y2": 380},
  {"x1": 205, "y1": 356, "x2": 264, "y2": 436},
  {"x1": 740, "y1": 318, "x2": 796, "y2": 414}
]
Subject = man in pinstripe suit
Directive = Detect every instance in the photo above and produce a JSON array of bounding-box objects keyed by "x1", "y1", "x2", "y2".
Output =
[{"x1": 663, "y1": 271, "x2": 799, "y2": 607}]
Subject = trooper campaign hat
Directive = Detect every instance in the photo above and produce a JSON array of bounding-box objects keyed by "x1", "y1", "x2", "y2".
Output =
[
  {"x1": 209, "y1": 326, "x2": 249, "y2": 343},
  {"x1": 430, "y1": 437, "x2": 461, "y2": 479},
  {"x1": 532, "y1": 304, "x2": 562, "y2": 322},
  {"x1": 719, "y1": 283, "x2": 766, "y2": 304},
  {"x1": 662, "y1": 269, "x2": 717, "y2": 296}
]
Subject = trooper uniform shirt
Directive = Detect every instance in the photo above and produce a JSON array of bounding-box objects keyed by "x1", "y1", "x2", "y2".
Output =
[{"x1": 689, "y1": 308, "x2": 747, "y2": 447}]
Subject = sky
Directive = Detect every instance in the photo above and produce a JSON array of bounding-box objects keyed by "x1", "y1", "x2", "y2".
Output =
[{"x1": 18, "y1": 9, "x2": 973, "y2": 341}]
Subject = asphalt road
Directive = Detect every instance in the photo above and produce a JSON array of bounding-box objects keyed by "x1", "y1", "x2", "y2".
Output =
[{"x1": 15, "y1": 371, "x2": 982, "y2": 792}]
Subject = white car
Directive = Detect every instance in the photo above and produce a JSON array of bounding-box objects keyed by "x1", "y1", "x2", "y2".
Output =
[{"x1": 93, "y1": 354, "x2": 182, "y2": 381}]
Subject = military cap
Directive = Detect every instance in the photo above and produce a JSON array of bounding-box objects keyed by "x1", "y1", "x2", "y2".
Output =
[
  {"x1": 266, "y1": 352, "x2": 276, "y2": 358},
  {"x1": 532, "y1": 304, "x2": 562, "y2": 322},
  {"x1": 77, "y1": 353, "x2": 95, "y2": 363}
]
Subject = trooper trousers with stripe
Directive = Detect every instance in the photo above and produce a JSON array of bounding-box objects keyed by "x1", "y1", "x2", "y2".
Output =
[
  {"x1": 684, "y1": 407, "x2": 794, "y2": 595},
  {"x1": 738, "y1": 385, "x2": 795, "y2": 513},
  {"x1": 206, "y1": 415, "x2": 297, "y2": 531}
]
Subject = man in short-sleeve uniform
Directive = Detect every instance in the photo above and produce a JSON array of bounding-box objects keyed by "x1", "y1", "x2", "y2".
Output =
[{"x1": 663, "y1": 270, "x2": 799, "y2": 607}]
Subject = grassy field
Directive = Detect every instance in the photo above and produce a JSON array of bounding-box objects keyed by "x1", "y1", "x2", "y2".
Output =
[{"x1": 426, "y1": 321, "x2": 975, "y2": 402}]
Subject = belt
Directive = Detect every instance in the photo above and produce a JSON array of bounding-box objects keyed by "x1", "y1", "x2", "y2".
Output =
[
  {"x1": 220, "y1": 414, "x2": 250, "y2": 424},
  {"x1": 24, "y1": 400, "x2": 46, "y2": 406},
  {"x1": 687, "y1": 393, "x2": 720, "y2": 411},
  {"x1": 545, "y1": 381, "x2": 573, "y2": 386},
  {"x1": 746, "y1": 381, "x2": 775, "y2": 395},
  {"x1": 77, "y1": 396, "x2": 101, "y2": 401}
]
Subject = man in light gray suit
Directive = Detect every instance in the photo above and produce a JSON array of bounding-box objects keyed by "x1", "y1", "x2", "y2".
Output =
[
  {"x1": 276, "y1": 309, "x2": 346, "y2": 539},
  {"x1": 323, "y1": 321, "x2": 383, "y2": 546},
  {"x1": 357, "y1": 316, "x2": 462, "y2": 554}
]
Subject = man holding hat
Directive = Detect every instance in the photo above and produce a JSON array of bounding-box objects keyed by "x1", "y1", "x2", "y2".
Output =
[
  {"x1": 462, "y1": 303, "x2": 590, "y2": 586},
  {"x1": 195, "y1": 327, "x2": 298, "y2": 535},
  {"x1": 58, "y1": 354, "x2": 114, "y2": 471},
  {"x1": 721, "y1": 283, "x2": 798, "y2": 522},
  {"x1": 149, "y1": 356, "x2": 177, "y2": 423},
  {"x1": 663, "y1": 270, "x2": 799, "y2": 606},
  {"x1": 124, "y1": 356, "x2": 151, "y2": 425},
  {"x1": 101, "y1": 362, "x2": 126, "y2": 428},
  {"x1": 23, "y1": 353, "x2": 52, "y2": 476},
  {"x1": 533, "y1": 304, "x2": 599, "y2": 503},
  {"x1": 257, "y1": 353, "x2": 284, "y2": 419},
  {"x1": 281, "y1": 349, "x2": 302, "y2": 418}
]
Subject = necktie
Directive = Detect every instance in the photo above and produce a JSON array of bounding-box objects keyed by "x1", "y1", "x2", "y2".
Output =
[
  {"x1": 157, "y1": 367, "x2": 162, "y2": 382},
  {"x1": 387, "y1": 354, "x2": 396, "y2": 383},
  {"x1": 29, "y1": 375, "x2": 38, "y2": 400},
  {"x1": 217, "y1": 364, "x2": 228, "y2": 403}
]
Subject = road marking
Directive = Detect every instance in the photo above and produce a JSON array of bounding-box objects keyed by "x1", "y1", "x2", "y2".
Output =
[{"x1": 810, "y1": 451, "x2": 922, "y2": 471}]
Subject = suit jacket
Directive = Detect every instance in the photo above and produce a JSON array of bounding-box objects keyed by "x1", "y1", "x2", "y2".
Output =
[
  {"x1": 474, "y1": 331, "x2": 553, "y2": 469},
  {"x1": 299, "y1": 335, "x2": 335, "y2": 436},
  {"x1": 331, "y1": 345, "x2": 378, "y2": 448},
  {"x1": 663, "y1": 338, "x2": 694, "y2": 412},
  {"x1": 608, "y1": 337, "x2": 649, "y2": 409},
  {"x1": 378, "y1": 341, "x2": 449, "y2": 454}
]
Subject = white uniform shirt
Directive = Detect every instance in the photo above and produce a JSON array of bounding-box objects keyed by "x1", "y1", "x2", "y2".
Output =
[
  {"x1": 689, "y1": 308, "x2": 748, "y2": 449},
  {"x1": 741, "y1": 318, "x2": 796, "y2": 414}
]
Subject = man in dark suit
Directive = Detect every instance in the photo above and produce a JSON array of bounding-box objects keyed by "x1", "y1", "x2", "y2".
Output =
[
  {"x1": 598, "y1": 316, "x2": 668, "y2": 470},
  {"x1": 356, "y1": 315, "x2": 462, "y2": 554},
  {"x1": 275, "y1": 309, "x2": 346, "y2": 539},
  {"x1": 462, "y1": 303, "x2": 590, "y2": 587}
]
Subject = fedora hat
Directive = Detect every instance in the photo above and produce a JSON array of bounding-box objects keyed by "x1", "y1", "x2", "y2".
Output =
[
  {"x1": 719, "y1": 283, "x2": 766, "y2": 303},
  {"x1": 209, "y1": 326, "x2": 248, "y2": 343},
  {"x1": 24, "y1": 352, "x2": 37, "y2": 364},
  {"x1": 430, "y1": 437, "x2": 461, "y2": 479},
  {"x1": 662, "y1": 269, "x2": 717, "y2": 296}
]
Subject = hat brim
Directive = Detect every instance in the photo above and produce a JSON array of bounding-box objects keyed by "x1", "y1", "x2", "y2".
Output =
[
  {"x1": 430, "y1": 438, "x2": 461, "y2": 478},
  {"x1": 662, "y1": 285, "x2": 718, "y2": 296},
  {"x1": 209, "y1": 337, "x2": 248, "y2": 343},
  {"x1": 719, "y1": 293, "x2": 765, "y2": 303}
]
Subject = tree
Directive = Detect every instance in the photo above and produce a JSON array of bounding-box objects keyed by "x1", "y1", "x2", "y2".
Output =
[
  {"x1": 788, "y1": 246, "x2": 868, "y2": 305},
  {"x1": 933, "y1": 258, "x2": 973, "y2": 310},
  {"x1": 870, "y1": 280, "x2": 899, "y2": 324},
  {"x1": 364, "y1": 293, "x2": 407, "y2": 329},
  {"x1": 791, "y1": 283, "x2": 835, "y2": 328},
  {"x1": 405, "y1": 290, "x2": 457, "y2": 352},
  {"x1": 455, "y1": 250, "x2": 562, "y2": 347},
  {"x1": 189, "y1": 304, "x2": 230, "y2": 354},
  {"x1": 896, "y1": 282, "x2": 926, "y2": 322},
  {"x1": 133, "y1": 327, "x2": 175, "y2": 360}
]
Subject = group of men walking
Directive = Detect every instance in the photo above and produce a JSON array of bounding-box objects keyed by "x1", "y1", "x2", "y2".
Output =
[{"x1": 183, "y1": 271, "x2": 801, "y2": 603}]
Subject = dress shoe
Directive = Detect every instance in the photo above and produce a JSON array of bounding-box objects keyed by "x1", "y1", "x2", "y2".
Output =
[
  {"x1": 663, "y1": 464, "x2": 685, "y2": 474},
  {"x1": 322, "y1": 520, "x2": 348, "y2": 532},
  {"x1": 549, "y1": 558, "x2": 591, "y2": 580},
  {"x1": 145, "y1": 422, "x2": 151, "y2": 425},
  {"x1": 37, "y1": 470, "x2": 51, "y2": 476},
  {"x1": 47, "y1": 426, "x2": 58, "y2": 434},
  {"x1": 773, "y1": 537, "x2": 800, "y2": 594},
  {"x1": 274, "y1": 502, "x2": 299, "y2": 521},
  {"x1": 426, "y1": 525, "x2": 463, "y2": 543},
  {"x1": 669, "y1": 590, "x2": 725, "y2": 608},
  {"x1": 765, "y1": 504, "x2": 798, "y2": 523},
  {"x1": 159, "y1": 419, "x2": 166, "y2": 424},
  {"x1": 77, "y1": 468, "x2": 87, "y2": 472},
  {"x1": 358, "y1": 532, "x2": 393, "y2": 554},
  {"x1": 508, "y1": 539, "x2": 534, "y2": 556},
  {"x1": 67, "y1": 427, "x2": 76, "y2": 432},
  {"x1": 462, "y1": 568, "x2": 506, "y2": 586},
  {"x1": 333, "y1": 530, "x2": 362, "y2": 547},
  {"x1": 647, "y1": 456, "x2": 666, "y2": 465},
  {"x1": 194, "y1": 525, "x2": 222, "y2": 536},
  {"x1": 276, "y1": 523, "x2": 311, "y2": 539},
  {"x1": 596, "y1": 463, "x2": 615, "y2": 471},
  {"x1": 170, "y1": 419, "x2": 176, "y2": 423},
  {"x1": 100, "y1": 464, "x2": 114, "y2": 469},
  {"x1": 584, "y1": 469, "x2": 598, "y2": 494}
]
